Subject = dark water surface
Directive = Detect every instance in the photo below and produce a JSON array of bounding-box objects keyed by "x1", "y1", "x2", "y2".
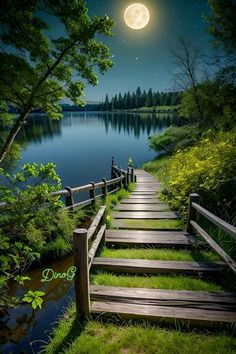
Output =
[
  {"x1": 1, "y1": 112, "x2": 177, "y2": 353},
  {"x1": 16, "y1": 111, "x2": 176, "y2": 187}
]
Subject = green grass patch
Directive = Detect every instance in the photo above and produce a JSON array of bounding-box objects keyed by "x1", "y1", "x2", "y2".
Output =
[
  {"x1": 91, "y1": 272, "x2": 221, "y2": 292},
  {"x1": 99, "y1": 248, "x2": 220, "y2": 262},
  {"x1": 114, "y1": 218, "x2": 184, "y2": 230},
  {"x1": 44, "y1": 304, "x2": 235, "y2": 354}
]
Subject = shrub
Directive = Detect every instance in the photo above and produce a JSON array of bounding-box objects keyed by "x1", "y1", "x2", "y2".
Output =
[
  {"x1": 158, "y1": 131, "x2": 236, "y2": 218},
  {"x1": 148, "y1": 125, "x2": 201, "y2": 154}
]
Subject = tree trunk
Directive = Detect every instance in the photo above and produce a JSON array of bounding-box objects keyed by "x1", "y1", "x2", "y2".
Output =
[{"x1": 0, "y1": 108, "x2": 31, "y2": 163}]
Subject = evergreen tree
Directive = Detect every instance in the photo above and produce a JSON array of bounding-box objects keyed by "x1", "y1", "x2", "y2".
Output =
[
  {"x1": 126, "y1": 91, "x2": 131, "y2": 109},
  {"x1": 114, "y1": 94, "x2": 118, "y2": 109},
  {"x1": 104, "y1": 94, "x2": 109, "y2": 111},
  {"x1": 135, "y1": 87, "x2": 142, "y2": 108},
  {"x1": 146, "y1": 88, "x2": 153, "y2": 107},
  {"x1": 141, "y1": 90, "x2": 147, "y2": 107}
]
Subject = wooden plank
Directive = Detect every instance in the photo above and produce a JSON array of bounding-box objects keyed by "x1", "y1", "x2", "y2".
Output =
[
  {"x1": 105, "y1": 230, "x2": 197, "y2": 247},
  {"x1": 91, "y1": 301, "x2": 236, "y2": 325},
  {"x1": 92, "y1": 257, "x2": 224, "y2": 274},
  {"x1": 128, "y1": 195, "x2": 158, "y2": 199},
  {"x1": 112, "y1": 219, "x2": 183, "y2": 230},
  {"x1": 88, "y1": 225, "x2": 106, "y2": 272},
  {"x1": 114, "y1": 204, "x2": 170, "y2": 211},
  {"x1": 191, "y1": 221, "x2": 236, "y2": 274},
  {"x1": 90, "y1": 285, "x2": 236, "y2": 311},
  {"x1": 192, "y1": 202, "x2": 236, "y2": 240},
  {"x1": 87, "y1": 206, "x2": 106, "y2": 241},
  {"x1": 112, "y1": 211, "x2": 178, "y2": 219},
  {"x1": 121, "y1": 199, "x2": 162, "y2": 204},
  {"x1": 131, "y1": 191, "x2": 157, "y2": 195}
]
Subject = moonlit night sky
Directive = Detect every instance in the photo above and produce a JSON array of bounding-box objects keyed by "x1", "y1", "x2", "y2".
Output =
[{"x1": 53, "y1": 0, "x2": 211, "y2": 102}]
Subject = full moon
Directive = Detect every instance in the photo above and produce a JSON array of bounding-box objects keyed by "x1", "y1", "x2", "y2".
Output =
[{"x1": 124, "y1": 3, "x2": 150, "y2": 30}]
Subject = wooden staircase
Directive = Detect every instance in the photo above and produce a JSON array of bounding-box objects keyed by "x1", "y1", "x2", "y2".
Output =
[{"x1": 90, "y1": 169, "x2": 236, "y2": 327}]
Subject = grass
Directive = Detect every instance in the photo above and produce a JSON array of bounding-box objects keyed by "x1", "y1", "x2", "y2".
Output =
[
  {"x1": 99, "y1": 247, "x2": 220, "y2": 262},
  {"x1": 113, "y1": 218, "x2": 184, "y2": 229},
  {"x1": 90, "y1": 271, "x2": 222, "y2": 292},
  {"x1": 44, "y1": 304, "x2": 236, "y2": 354}
]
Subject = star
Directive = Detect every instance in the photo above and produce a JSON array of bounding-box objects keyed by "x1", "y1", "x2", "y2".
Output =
[{"x1": 135, "y1": 57, "x2": 139, "y2": 61}]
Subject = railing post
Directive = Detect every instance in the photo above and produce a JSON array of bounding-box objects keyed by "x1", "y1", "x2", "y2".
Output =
[
  {"x1": 89, "y1": 182, "x2": 95, "y2": 205},
  {"x1": 186, "y1": 193, "x2": 200, "y2": 233},
  {"x1": 111, "y1": 156, "x2": 115, "y2": 178},
  {"x1": 127, "y1": 167, "x2": 130, "y2": 184},
  {"x1": 73, "y1": 228, "x2": 90, "y2": 318},
  {"x1": 131, "y1": 168, "x2": 134, "y2": 183},
  {"x1": 102, "y1": 178, "x2": 107, "y2": 199},
  {"x1": 65, "y1": 186, "x2": 74, "y2": 211}
]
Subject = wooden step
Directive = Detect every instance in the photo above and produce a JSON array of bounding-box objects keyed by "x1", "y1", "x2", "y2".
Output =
[
  {"x1": 92, "y1": 257, "x2": 224, "y2": 274},
  {"x1": 121, "y1": 199, "x2": 162, "y2": 204},
  {"x1": 105, "y1": 229, "x2": 198, "y2": 247},
  {"x1": 91, "y1": 301, "x2": 236, "y2": 326},
  {"x1": 131, "y1": 191, "x2": 157, "y2": 195},
  {"x1": 128, "y1": 195, "x2": 158, "y2": 199},
  {"x1": 114, "y1": 204, "x2": 170, "y2": 211},
  {"x1": 112, "y1": 211, "x2": 178, "y2": 219},
  {"x1": 112, "y1": 219, "x2": 182, "y2": 230},
  {"x1": 90, "y1": 285, "x2": 236, "y2": 312}
]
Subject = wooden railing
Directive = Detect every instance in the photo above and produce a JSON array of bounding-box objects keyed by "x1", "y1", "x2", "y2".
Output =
[
  {"x1": 73, "y1": 205, "x2": 106, "y2": 317},
  {"x1": 186, "y1": 193, "x2": 236, "y2": 275},
  {"x1": 0, "y1": 158, "x2": 136, "y2": 211}
]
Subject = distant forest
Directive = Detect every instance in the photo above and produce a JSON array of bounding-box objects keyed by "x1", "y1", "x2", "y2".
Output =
[{"x1": 101, "y1": 87, "x2": 182, "y2": 111}]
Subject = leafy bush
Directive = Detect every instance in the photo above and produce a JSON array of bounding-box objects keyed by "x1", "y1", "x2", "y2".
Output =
[
  {"x1": 149, "y1": 125, "x2": 201, "y2": 154},
  {"x1": 0, "y1": 163, "x2": 83, "y2": 274},
  {"x1": 157, "y1": 131, "x2": 236, "y2": 217}
]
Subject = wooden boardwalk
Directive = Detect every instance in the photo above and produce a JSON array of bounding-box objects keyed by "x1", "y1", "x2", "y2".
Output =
[{"x1": 90, "y1": 169, "x2": 236, "y2": 327}]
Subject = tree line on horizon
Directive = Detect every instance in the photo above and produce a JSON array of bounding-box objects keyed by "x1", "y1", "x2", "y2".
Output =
[{"x1": 101, "y1": 87, "x2": 182, "y2": 111}]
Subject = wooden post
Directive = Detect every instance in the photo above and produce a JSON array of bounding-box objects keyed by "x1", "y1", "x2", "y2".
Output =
[
  {"x1": 65, "y1": 186, "x2": 74, "y2": 211},
  {"x1": 102, "y1": 178, "x2": 107, "y2": 199},
  {"x1": 131, "y1": 168, "x2": 134, "y2": 183},
  {"x1": 89, "y1": 182, "x2": 95, "y2": 205},
  {"x1": 73, "y1": 228, "x2": 90, "y2": 318},
  {"x1": 127, "y1": 167, "x2": 130, "y2": 184},
  {"x1": 111, "y1": 156, "x2": 115, "y2": 179},
  {"x1": 186, "y1": 193, "x2": 200, "y2": 233}
]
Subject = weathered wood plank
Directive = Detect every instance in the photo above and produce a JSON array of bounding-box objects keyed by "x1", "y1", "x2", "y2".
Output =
[
  {"x1": 112, "y1": 219, "x2": 183, "y2": 230},
  {"x1": 92, "y1": 257, "x2": 224, "y2": 274},
  {"x1": 90, "y1": 301, "x2": 236, "y2": 325},
  {"x1": 105, "y1": 229, "x2": 197, "y2": 247},
  {"x1": 120, "y1": 199, "x2": 162, "y2": 204},
  {"x1": 90, "y1": 285, "x2": 236, "y2": 311},
  {"x1": 114, "y1": 204, "x2": 170, "y2": 211},
  {"x1": 128, "y1": 195, "x2": 159, "y2": 199},
  {"x1": 112, "y1": 211, "x2": 178, "y2": 219},
  {"x1": 131, "y1": 191, "x2": 157, "y2": 195}
]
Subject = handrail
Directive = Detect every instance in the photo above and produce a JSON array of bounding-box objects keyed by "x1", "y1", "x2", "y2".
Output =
[
  {"x1": 186, "y1": 193, "x2": 236, "y2": 275},
  {"x1": 73, "y1": 205, "x2": 106, "y2": 318},
  {"x1": 192, "y1": 202, "x2": 236, "y2": 240}
]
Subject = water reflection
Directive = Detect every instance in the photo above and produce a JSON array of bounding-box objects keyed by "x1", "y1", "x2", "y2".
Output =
[{"x1": 18, "y1": 111, "x2": 178, "y2": 143}]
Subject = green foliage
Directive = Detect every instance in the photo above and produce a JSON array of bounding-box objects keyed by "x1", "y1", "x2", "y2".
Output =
[
  {"x1": 157, "y1": 131, "x2": 236, "y2": 217},
  {"x1": 0, "y1": 163, "x2": 82, "y2": 274},
  {"x1": 179, "y1": 81, "x2": 236, "y2": 129},
  {"x1": 149, "y1": 125, "x2": 201, "y2": 154},
  {"x1": 206, "y1": 0, "x2": 236, "y2": 54},
  {"x1": 0, "y1": 0, "x2": 114, "y2": 161},
  {"x1": 22, "y1": 290, "x2": 45, "y2": 309}
]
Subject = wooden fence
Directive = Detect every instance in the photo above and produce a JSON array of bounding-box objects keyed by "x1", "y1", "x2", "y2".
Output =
[
  {"x1": 186, "y1": 193, "x2": 236, "y2": 274},
  {"x1": 73, "y1": 192, "x2": 236, "y2": 319},
  {"x1": 0, "y1": 158, "x2": 135, "y2": 211}
]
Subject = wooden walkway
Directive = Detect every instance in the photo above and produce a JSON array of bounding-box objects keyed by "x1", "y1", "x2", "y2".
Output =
[{"x1": 90, "y1": 169, "x2": 236, "y2": 327}]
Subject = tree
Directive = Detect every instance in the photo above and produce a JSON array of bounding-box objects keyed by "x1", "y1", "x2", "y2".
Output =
[
  {"x1": 104, "y1": 94, "x2": 110, "y2": 111},
  {"x1": 146, "y1": 88, "x2": 153, "y2": 107},
  {"x1": 0, "y1": 0, "x2": 114, "y2": 162},
  {"x1": 207, "y1": 0, "x2": 236, "y2": 54},
  {"x1": 171, "y1": 38, "x2": 205, "y2": 127},
  {"x1": 135, "y1": 87, "x2": 142, "y2": 108}
]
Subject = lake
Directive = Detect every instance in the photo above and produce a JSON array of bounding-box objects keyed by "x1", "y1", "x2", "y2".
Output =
[
  {"x1": 16, "y1": 111, "x2": 177, "y2": 188},
  {"x1": 1, "y1": 111, "x2": 178, "y2": 354}
]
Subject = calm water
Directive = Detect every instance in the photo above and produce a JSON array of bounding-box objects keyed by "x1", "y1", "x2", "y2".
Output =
[
  {"x1": 1, "y1": 112, "x2": 177, "y2": 354},
  {"x1": 16, "y1": 111, "x2": 176, "y2": 188}
]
